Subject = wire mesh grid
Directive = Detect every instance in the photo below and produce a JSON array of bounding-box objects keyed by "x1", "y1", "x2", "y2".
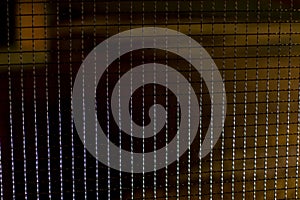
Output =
[{"x1": 0, "y1": 0, "x2": 299, "y2": 199}]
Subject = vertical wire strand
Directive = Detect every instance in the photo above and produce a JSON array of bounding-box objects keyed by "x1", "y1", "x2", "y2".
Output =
[
  {"x1": 31, "y1": 2, "x2": 39, "y2": 198},
  {"x1": 274, "y1": 1, "x2": 282, "y2": 199},
  {"x1": 7, "y1": 0, "x2": 16, "y2": 198},
  {"x1": 56, "y1": 1, "x2": 63, "y2": 198},
  {"x1": 198, "y1": 1, "x2": 204, "y2": 198},
  {"x1": 231, "y1": 1, "x2": 238, "y2": 198},
  {"x1": 210, "y1": 1, "x2": 215, "y2": 199},
  {"x1": 242, "y1": 1, "x2": 250, "y2": 199},
  {"x1": 81, "y1": 42, "x2": 86, "y2": 200},
  {"x1": 253, "y1": 1, "x2": 261, "y2": 198},
  {"x1": 68, "y1": 1, "x2": 76, "y2": 199},
  {"x1": 284, "y1": 0, "x2": 293, "y2": 198},
  {"x1": 142, "y1": 2, "x2": 146, "y2": 198},
  {"x1": 92, "y1": 0, "x2": 98, "y2": 199},
  {"x1": 264, "y1": 1, "x2": 272, "y2": 199},
  {"x1": 129, "y1": 2, "x2": 134, "y2": 199},
  {"x1": 164, "y1": 3, "x2": 169, "y2": 199},
  {"x1": 296, "y1": 8, "x2": 300, "y2": 197},
  {"x1": 117, "y1": 1, "x2": 122, "y2": 198},
  {"x1": 0, "y1": 142, "x2": 3, "y2": 200},
  {"x1": 176, "y1": 1, "x2": 180, "y2": 199},
  {"x1": 221, "y1": 1, "x2": 227, "y2": 198},
  {"x1": 187, "y1": 1, "x2": 192, "y2": 199},
  {"x1": 80, "y1": 1, "x2": 87, "y2": 199},
  {"x1": 105, "y1": 2, "x2": 111, "y2": 199},
  {"x1": 153, "y1": 2, "x2": 158, "y2": 199},
  {"x1": 44, "y1": 1, "x2": 51, "y2": 198},
  {"x1": 19, "y1": 2, "x2": 28, "y2": 199}
]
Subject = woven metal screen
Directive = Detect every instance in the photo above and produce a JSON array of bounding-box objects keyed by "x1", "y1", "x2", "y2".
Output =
[{"x1": 0, "y1": 0, "x2": 299, "y2": 199}]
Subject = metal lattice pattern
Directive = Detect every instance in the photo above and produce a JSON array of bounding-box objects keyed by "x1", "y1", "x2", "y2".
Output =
[{"x1": 0, "y1": 0, "x2": 299, "y2": 199}]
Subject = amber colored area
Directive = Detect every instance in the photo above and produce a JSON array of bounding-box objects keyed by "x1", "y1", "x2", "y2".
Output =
[
  {"x1": 0, "y1": 0, "x2": 47, "y2": 65},
  {"x1": 17, "y1": 1, "x2": 46, "y2": 50}
]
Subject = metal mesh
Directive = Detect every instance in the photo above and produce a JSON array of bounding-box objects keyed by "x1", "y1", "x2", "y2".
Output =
[{"x1": 0, "y1": 0, "x2": 299, "y2": 199}]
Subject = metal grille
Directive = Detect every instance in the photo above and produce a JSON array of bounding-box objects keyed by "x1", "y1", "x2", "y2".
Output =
[{"x1": 0, "y1": 0, "x2": 299, "y2": 199}]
